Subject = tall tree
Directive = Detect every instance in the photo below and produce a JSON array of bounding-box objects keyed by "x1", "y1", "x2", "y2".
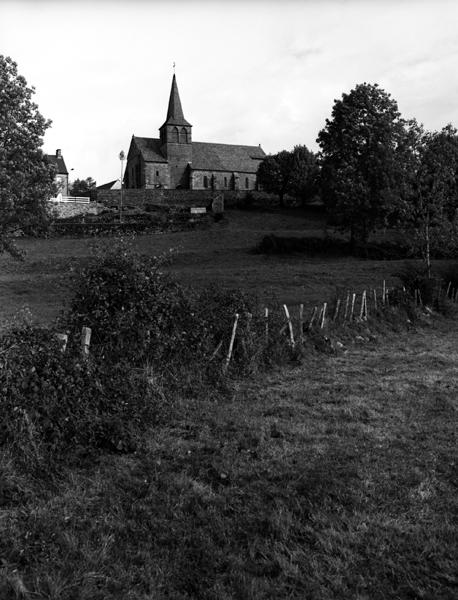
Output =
[
  {"x1": 257, "y1": 145, "x2": 318, "y2": 207},
  {"x1": 395, "y1": 123, "x2": 458, "y2": 276},
  {"x1": 70, "y1": 177, "x2": 97, "y2": 198},
  {"x1": 289, "y1": 145, "x2": 320, "y2": 206},
  {"x1": 317, "y1": 83, "x2": 408, "y2": 246},
  {"x1": 0, "y1": 55, "x2": 55, "y2": 254}
]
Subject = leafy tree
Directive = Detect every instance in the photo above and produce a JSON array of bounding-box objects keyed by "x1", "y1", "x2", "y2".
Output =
[
  {"x1": 0, "y1": 55, "x2": 55, "y2": 254},
  {"x1": 395, "y1": 123, "x2": 458, "y2": 276},
  {"x1": 257, "y1": 145, "x2": 318, "y2": 207},
  {"x1": 70, "y1": 177, "x2": 96, "y2": 198},
  {"x1": 317, "y1": 83, "x2": 408, "y2": 246},
  {"x1": 289, "y1": 145, "x2": 320, "y2": 205}
]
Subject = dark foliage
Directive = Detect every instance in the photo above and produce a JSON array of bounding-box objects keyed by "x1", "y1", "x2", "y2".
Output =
[
  {"x1": 254, "y1": 234, "x2": 413, "y2": 260},
  {"x1": 51, "y1": 207, "x2": 211, "y2": 236},
  {"x1": 64, "y1": 240, "x2": 297, "y2": 376},
  {"x1": 0, "y1": 327, "x2": 160, "y2": 458}
]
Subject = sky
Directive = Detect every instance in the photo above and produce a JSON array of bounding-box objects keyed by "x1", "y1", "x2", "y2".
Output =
[{"x1": 1, "y1": 0, "x2": 457, "y2": 185}]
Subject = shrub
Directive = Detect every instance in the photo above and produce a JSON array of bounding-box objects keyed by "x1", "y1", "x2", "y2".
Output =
[
  {"x1": 394, "y1": 262, "x2": 438, "y2": 306},
  {"x1": 254, "y1": 234, "x2": 412, "y2": 259},
  {"x1": 0, "y1": 327, "x2": 161, "y2": 459},
  {"x1": 64, "y1": 240, "x2": 298, "y2": 380}
]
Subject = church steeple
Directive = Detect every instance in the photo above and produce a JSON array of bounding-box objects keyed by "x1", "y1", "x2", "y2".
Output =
[
  {"x1": 159, "y1": 71, "x2": 193, "y2": 188},
  {"x1": 161, "y1": 74, "x2": 192, "y2": 128},
  {"x1": 164, "y1": 74, "x2": 191, "y2": 127}
]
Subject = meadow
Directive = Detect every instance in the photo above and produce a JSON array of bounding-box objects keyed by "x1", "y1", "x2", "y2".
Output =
[
  {"x1": 0, "y1": 207, "x2": 409, "y2": 328},
  {"x1": 0, "y1": 207, "x2": 456, "y2": 599}
]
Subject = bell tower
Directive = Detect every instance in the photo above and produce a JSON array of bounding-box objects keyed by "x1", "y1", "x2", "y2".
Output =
[{"x1": 159, "y1": 72, "x2": 192, "y2": 188}]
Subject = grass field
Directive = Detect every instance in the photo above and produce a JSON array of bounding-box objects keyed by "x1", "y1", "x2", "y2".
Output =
[
  {"x1": 1, "y1": 316, "x2": 457, "y2": 598},
  {"x1": 1, "y1": 208, "x2": 457, "y2": 598},
  {"x1": 0, "y1": 207, "x2": 410, "y2": 328}
]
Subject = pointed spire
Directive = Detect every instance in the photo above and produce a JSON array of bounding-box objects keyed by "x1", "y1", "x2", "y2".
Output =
[{"x1": 163, "y1": 74, "x2": 191, "y2": 127}]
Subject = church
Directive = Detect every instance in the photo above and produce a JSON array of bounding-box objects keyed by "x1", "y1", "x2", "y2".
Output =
[{"x1": 124, "y1": 74, "x2": 266, "y2": 191}]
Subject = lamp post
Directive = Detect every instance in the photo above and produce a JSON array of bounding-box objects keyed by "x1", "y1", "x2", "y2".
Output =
[{"x1": 119, "y1": 150, "x2": 125, "y2": 223}]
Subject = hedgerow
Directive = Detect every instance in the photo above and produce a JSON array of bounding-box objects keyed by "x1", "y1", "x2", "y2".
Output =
[
  {"x1": 64, "y1": 239, "x2": 296, "y2": 376},
  {"x1": 0, "y1": 327, "x2": 161, "y2": 460},
  {"x1": 0, "y1": 241, "x2": 300, "y2": 460}
]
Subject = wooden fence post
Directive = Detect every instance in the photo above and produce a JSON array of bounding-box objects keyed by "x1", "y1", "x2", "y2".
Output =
[
  {"x1": 320, "y1": 302, "x2": 327, "y2": 329},
  {"x1": 264, "y1": 307, "x2": 269, "y2": 344},
  {"x1": 283, "y1": 304, "x2": 295, "y2": 347},
  {"x1": 308, "y1": 306, "x2": 318, "y2": 330},
  {"x1": 359, "y1": 290, "x2": 366, "y2": 320},
  {"x1": 418, "y1": 289, "x2": 423, "y2": 306},
  {"x1": 299, "y1": 304, "x2": 304, "y2": 343},
  {"x1": 382, "y1": 280, "x2": 386, "y2": 305},
  {"x1": 373, "y1": 289, "x2": 377, "y2": 311},
  {"x1": 344, "y1": 292, "x2": 350, "y2": 321},
  {"x1": 223, "y1": 314, "x2": 239, "y2": 373},
  {"x1": 81, "y1": 327, "x2": 91, "y2": 356},
  {"x1": 350, "y1": 293, "x2": 356, "y2": 321},
  {"x1": 55, "y1": 333, "x2": 68, "y2": 352},
  {"x1": 333, "y1": 298, "x2": 341, "y2": 322}
]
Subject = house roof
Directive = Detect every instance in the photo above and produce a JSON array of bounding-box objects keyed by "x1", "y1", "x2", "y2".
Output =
[
  {"x1": 46, "y1": 153, "x2": 68, "y2": 175},
  {"x1": 160, "y1": 74, "x2": 192, "y2": 128},
  {"x1": 96, "y1": 179, "x2": 121, "y2": 190}
]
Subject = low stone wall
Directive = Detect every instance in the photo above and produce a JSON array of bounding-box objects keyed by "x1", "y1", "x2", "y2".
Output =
[
  {"x1": 96, "y1": 189, "x2": 255, "y2": 209},
  {"x1": 49, "y1": 201, "x2": 102, "y2": 219}
]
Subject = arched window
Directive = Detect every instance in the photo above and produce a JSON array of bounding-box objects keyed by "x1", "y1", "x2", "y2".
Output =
[
  {"x1": 203, "y1": 175, "x2": 208, "y2": 189},
  {"x1": 224, "y1": 176, "x2": 228, "y2": 188},
  {"x1": 179, "y1": 127, "x2": 188, "y2": 143},
  {"x1": 245, "y1": 177, "x2": 249, "y2": 189},
  {"x1": 171, "y1": 127, "x2": 179, "y2": 143}
]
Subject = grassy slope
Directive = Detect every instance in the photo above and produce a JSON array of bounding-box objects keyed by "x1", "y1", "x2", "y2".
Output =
[
  {"x1": 1, "y1": 318, "x2": 457, "y2": 599},
  {"x1": 0, "y1": 208, "x2": 409, "y2": 328}
]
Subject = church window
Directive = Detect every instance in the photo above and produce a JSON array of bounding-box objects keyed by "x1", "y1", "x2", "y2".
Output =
[
  {"x1": 156, "y1": 170, "x2": 159, "y2": 177},
  {"x1": 224, "y1": 176, "x2": 227, "y2": 188},
  {"x1": 203, "y1": 175, "x2": 208, "y2": 188},
  {"x1": 245, "y1": 177, "x2": 249, "y2": 189},
  {"x1": 172, "y1": 127, "x2": 179, "y2": 142},
  {"x1": 179, "y1": 127, "x2": 188, "y2": 143}
]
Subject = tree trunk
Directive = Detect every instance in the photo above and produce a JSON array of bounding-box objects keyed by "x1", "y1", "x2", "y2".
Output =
[{"x1": 425, "y1": 217, "x2": 431, "y2": 279}]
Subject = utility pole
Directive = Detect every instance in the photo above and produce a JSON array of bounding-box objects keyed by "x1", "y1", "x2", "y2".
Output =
[{"x1": 119, "y1": 150, "x2": 125, "y2": 223}]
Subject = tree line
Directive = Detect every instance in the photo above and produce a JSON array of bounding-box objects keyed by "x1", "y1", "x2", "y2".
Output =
[{"x1": 257, "y1": 83, "x2": 458, "y2": 275}]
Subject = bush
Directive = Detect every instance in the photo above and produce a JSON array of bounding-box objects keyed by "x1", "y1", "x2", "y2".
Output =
[
  {"x1": 64, "y1": 240, "x2": 298, "y2": 381},
  {"x1": 395, "y1": 263, "x2": 438, "y2": 306},
  {"x1": 254, "y1": 234, "x2": 412, "y2": 259},
  {"x1": 0, "y1": 327, "x2": 161, "y2": 459}
]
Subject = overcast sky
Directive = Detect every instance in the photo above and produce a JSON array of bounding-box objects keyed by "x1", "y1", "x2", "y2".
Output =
[{"x1": 1, "y1": 0, "x2": 457, "y2": 185}]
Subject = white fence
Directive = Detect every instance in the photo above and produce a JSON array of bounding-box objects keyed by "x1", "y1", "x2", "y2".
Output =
[{"x1": 50, "y1": 194, "x2": 90, "y2": 204}]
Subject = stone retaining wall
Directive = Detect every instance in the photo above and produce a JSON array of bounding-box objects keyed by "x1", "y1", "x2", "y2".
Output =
[
  {"x1": 49, "y1": 201, "x2": 103, "y2": 219},
  {"x1": 96, "y1": 189, "x2": 256, "y2": 209}
]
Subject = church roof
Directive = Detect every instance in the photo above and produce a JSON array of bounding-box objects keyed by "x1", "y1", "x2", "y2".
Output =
[
  {"x1": 192, "y1": 141, "x2": 265, "y2": 173},
  {"x1": 132, "y1": 137, "x2": 167, "y2": 162},
  {"x1": 134, "y1": 136, "x2": 265, "y2": 173},
  {"x1": 161, "y1": 74, "x2": 192, "y2": 128}
]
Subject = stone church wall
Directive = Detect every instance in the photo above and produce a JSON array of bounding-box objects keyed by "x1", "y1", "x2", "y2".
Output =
[
  {"x1": 144, "y1": 163, "x2": 170, "y2": 189},
  {"x1": 191, "y1": 170, "x2": 258, "y2": 191}
]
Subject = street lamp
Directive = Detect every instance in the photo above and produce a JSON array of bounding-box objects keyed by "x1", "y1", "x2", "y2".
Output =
[{"x1": 119, "y1": 150, "x2": 125, "y2": 223}]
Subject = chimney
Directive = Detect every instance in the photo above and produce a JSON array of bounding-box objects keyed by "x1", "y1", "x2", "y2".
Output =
[{"x1": 56, "y1": 149, "x2": 62, "y2": 157}]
